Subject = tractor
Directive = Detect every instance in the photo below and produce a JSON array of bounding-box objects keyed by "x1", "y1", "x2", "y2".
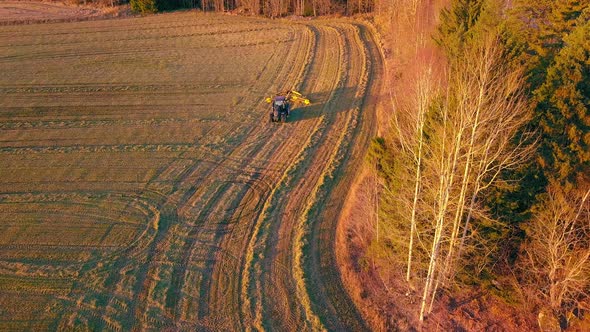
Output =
[{"x1": 266, "y1": 90, "x2": 310, "y2": 123}]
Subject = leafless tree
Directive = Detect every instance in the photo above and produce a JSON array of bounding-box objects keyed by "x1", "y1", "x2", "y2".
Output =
[
  {"x1": 387, "y1": 35, "x2": 534, "y2": 321},
  {"x1": 520, "y1": 186, "x2": 590, "y2": 326},
  {"x1": 389, "y1": 65, "x2": 438, "y2": 283}
]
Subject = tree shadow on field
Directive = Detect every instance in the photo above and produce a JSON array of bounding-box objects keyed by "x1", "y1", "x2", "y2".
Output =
[{"x1": 287, "y1": 86, "x2": 362, "y2": 123}]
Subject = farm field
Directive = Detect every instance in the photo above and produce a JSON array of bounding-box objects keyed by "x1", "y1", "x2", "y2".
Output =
[
  {"x1": 0, "y1": 1, "x2": 105, "y2": 24},
  {"x1": 0, "y1": 11, "x2": 382, "y2": 330}
]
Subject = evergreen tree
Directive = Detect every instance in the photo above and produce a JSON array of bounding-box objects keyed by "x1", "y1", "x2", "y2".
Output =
[
  {"x1": 535, "y1": 20, "x2": 590, "y2": 189},
  {"x1": 131, "y1": 0, "x2": 158, "y2": 13},
  {"x1": 435, "y1": 0, "x2": 485, "y2": 60},
  {"x1": 491, "y1": 1, "x2": 590, "y2": 216},
  {"x1": 507, "y1": 0, "x2": 589, "y2": 89}
]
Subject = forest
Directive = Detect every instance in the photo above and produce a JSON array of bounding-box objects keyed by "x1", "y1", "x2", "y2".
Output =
[
  {"x1": 365, "y1": 0, "x2": 589, "y2": 330},
  {"x1": 127, "y1": 0, "x2": 373, "y2": 16}
]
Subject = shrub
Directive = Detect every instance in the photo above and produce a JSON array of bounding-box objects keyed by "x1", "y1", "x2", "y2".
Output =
[{"x1": 130, "y1": 0, "x2": 158, "y2": 13}]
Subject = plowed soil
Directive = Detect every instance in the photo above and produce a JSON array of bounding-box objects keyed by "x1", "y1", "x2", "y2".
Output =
[{"x1": 0, "y1": 11, "x2": 382, "y2": 330}]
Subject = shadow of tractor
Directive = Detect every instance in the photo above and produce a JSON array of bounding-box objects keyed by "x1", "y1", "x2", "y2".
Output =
[{"x1": 285, "y1": 86, "x2": 364, "y2": 123}]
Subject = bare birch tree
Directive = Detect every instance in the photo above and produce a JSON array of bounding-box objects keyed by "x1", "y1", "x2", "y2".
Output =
[
  {"x1": 413, "y1": 36, "x2": 533, "y2": 321},
  {"x1": 389, "y1": 65, "x2": 438, "y2": 283},
  {"x1": 520, "y1": 186, "x2": 590, "y2": 326}
]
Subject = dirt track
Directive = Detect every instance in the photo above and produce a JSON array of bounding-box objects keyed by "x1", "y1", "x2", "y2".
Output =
[{"x1": 0, "y1": 12, "x2": 382, "y2": 330}]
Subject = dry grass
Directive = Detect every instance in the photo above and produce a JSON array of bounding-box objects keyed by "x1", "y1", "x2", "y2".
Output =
[{"x1": 0, "y1": 10, "x2": 382, "y2": 330}]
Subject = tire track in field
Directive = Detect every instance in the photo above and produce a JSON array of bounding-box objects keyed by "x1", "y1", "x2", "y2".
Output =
[
  {"x1": 134, "y1": 23, "x2": 315, "y2": 331},
  {"x1": 244, "y1": 23, "x2": 343, "y2": 331},
  {"x1": 236, "y1": 24, "x2": 323, "y2": 331},
  {"x1": 174, "y1": 26, "x2": 317, "y2": 331},
  {"x1": 169, "y1": 20, "x2": 379, "y2": 331},
  {"x1": 299, "y1": 23, "x2": 377, "y2": 331},
  {"x1": 242, "y1": 21, "x2": 380, "y2": 332},
  {"x1": 238, "y1": 21, "x2": 369, "y2": 331},
  {"x1": 261, "y1": 23, "x2": 355, "y2": 331},
  {"x1": 123, "y1": 24, "x2": 310, "y2": 330}
]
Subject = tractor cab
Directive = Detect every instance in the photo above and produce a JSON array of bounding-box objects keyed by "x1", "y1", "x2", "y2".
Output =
[
  {"x1": 270, "y1": 96, "x2": 290, "y2": 122},
  {"x1": 273, "y1": 96, "x2": 286, "y2": 110},
  {"x1": 265, "y1": 90, "x2": 310, "y2": 123}
]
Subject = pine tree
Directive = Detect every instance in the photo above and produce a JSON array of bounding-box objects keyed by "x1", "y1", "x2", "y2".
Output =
[
  {"x1": 535, "y1": 20, "x2": 590, "y2": 189},
  {"x1": 435, "y1": 0, "x2": 485, "y2": 60},
  {"x1": 490, "y1": 1, "x2": 590, "y2": 217}
]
